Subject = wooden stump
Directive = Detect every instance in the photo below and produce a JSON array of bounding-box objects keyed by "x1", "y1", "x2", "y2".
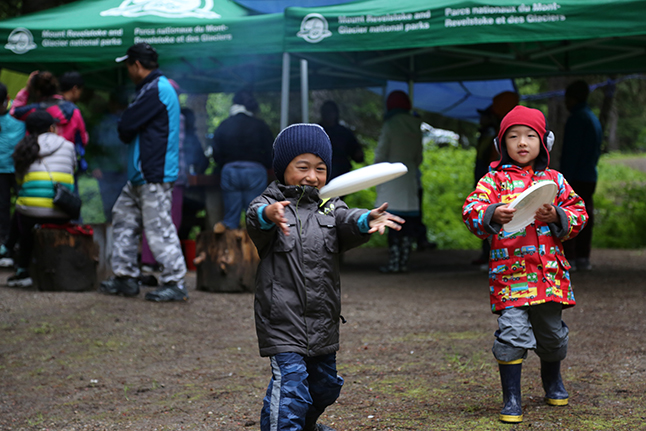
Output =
[
  {"x1": 31, "y1": 227, "x2": 98, "y2": 292},
  {"x1": 194, "y1": 229, "x2": 259, "y2": 293}
]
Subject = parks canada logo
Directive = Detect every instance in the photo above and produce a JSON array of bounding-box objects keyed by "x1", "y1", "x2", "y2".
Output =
[
  {"x1": 297, "y1": 13, "x2": 332, "y2": 43},
  {"x1": 5, "y1": 27, "x2": 37, "y2": 54},
  {"x1": 101, "y1": 0, "x2": 221, "y2": 19}
]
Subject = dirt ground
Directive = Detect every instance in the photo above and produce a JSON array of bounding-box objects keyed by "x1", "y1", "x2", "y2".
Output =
[{"x1": 1, "y1": 247, "x2": 645, "y2": 431}]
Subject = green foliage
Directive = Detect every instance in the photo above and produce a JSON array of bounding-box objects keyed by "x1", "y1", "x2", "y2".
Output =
[
  {"x1": 78, "y1": 175, "x2": 106, "y2": 224},
  {"x1": 593, "y1": 154, "x2": 646, "y2": 248},
  {"x1": 421, "y1": 147, "x2": 480, "y2": 249},
  {"x1": 344, "y1": 146, "x2": 480, "y2": 250}
]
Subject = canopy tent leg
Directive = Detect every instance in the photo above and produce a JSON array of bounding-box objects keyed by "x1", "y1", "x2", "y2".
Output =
[
  {"x1": 300, "y1": 59, "x2": 309, "y2": 123},
  {"x1": 280, "y1": 52, "x2": 290, "y2": 130}
]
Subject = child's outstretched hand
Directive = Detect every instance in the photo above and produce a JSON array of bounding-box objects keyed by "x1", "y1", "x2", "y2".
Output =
[
  {"x1": 492, "y1": 204, "x2": 516, "y2": 225},
  {"x1": 535, "y1": 203, "x2": 558, "y2": 224},
  {"x1": 264, "y1": 201, "x2": 291, "y2": 235},
  {"x1": 368, "y1": 203, "x2": 405, "y2": 235}
]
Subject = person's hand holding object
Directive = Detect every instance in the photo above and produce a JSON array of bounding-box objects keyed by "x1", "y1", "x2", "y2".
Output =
[
  {"x1": 493, "y1": 204, "x2": 517, "y2": 225},
  {"x1": 534, "y1": 203, "x2": 558, "y2": 224}
]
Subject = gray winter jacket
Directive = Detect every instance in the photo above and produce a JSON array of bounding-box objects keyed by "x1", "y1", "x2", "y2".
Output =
[{"x1": 246, "y1": 181, "x2": 370, "y2": 358}]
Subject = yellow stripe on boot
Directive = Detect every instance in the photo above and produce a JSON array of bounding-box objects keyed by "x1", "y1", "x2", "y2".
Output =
[{"x1": 499, "y1": 413, "x2": 523, "y2": 423}]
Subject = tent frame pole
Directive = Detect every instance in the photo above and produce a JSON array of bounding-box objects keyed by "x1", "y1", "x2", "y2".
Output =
[
  {"x1": 280, "y1": 52, "x2": 290, "y2": 130},
  {"x1": 300, "y1": 59, "x2": 309, "y2": 123}
]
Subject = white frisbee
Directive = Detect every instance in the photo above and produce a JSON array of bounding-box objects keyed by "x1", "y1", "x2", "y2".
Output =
[
  {"x1": 319, "y1": 162, "x2": 408, "y2": 199},
  {"x1": 503, "y1": 181, "x2": 558, "y2": 233}
]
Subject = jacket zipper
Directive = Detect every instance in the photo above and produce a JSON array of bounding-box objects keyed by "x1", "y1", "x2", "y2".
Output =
[{"x1": 295, "y1": 187, "x2": 310, "y2": 354}]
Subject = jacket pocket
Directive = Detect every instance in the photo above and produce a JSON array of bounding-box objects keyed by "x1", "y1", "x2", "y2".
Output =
[
  {"x1": 317, "y1": 215, "x2": 339, "y2": 253},
  {"x1": 272, "y1": 224, "x2": 297, "y2": 252}
]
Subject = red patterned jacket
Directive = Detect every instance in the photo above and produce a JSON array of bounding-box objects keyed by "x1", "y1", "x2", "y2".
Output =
[{"x1": 463, "y1": 164, "x2": 588, "y2": 313}]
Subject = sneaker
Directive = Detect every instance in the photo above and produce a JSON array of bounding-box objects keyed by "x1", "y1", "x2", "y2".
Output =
[
  {"x1": 145, "y1": 283, "x2": 188, "y2": 302},
  {"x1": 316, "y1": 425, "x2": 337, "y2": 431},
  {"x1": 0, "y1": 245, "x2": 13, "y2": 268},
  {"x1": 7, "y1": 270, "x2": 32, "y2": 287},
  {"x1": 99, "y1": 276, "x2": 140, "y2": 297}
]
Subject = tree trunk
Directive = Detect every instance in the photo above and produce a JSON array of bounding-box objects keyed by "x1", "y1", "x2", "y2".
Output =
[
  {"x1": 194, "y1": 228, "x2": 259, "y2": 293},
  {"x1": 31, "y1": 227, "x2": 98, "y2": 291}
]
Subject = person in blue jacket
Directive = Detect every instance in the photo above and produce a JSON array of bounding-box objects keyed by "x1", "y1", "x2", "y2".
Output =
[
  {"x1": 560, "y1": 80, "x2": 603, "y2": 271},
  {"x1": 0, "y1": 82, "x2": 26, "y2": 265},
  {"x1": 99, "y1": 43, "x2": 187, "y2": 302}
]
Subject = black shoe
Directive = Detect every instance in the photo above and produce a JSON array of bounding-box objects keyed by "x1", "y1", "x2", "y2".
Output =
[
  {"x1": 145, "y1": 283, "x2": 188, "y2": 302},
  {"x1": 99, "y1": 276, "x2": 140, "y2": 297},
  {"x1": 316, "y1": 425, "x2": 337, "y2": 431},
  {"x1": 7, "y1": 270, "x2": 32, "y2": 287}
]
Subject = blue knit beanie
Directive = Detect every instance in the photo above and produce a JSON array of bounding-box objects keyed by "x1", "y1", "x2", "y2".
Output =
[{"x1": 273, "y1": 123, "x2": 332, "y2": 183}]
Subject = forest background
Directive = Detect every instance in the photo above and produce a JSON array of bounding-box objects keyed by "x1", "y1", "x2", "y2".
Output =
[{"x1": 2, "y1": 0, "x2": 646, "y2": 251}]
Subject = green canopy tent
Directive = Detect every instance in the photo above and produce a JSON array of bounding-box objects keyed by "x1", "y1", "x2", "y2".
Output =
[
  {"x1": 278, "y1": 0, "x2": 646, "y2": 124},
  {"x1": 283, "y1": 0, "x2": 646, "y2": 82},
  {"x1": 0, "y1": 0, "x2": 288, "y2": 93}
]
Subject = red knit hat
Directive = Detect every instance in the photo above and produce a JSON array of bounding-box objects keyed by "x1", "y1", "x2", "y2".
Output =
[
  {"x1": 493, "y1": 105, "x2": 554, "y2": 170},
  {"x1": 386, "y1": 90, "x2": 411, "y2": 111}
]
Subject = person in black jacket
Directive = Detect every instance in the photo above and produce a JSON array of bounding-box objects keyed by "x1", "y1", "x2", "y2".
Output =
[
  {"x1": 246, "y1": 124, "x2": 403, "y2": 431},
  {"x1": 212, "y1": 90, "x2": 273, "y2": 230}
]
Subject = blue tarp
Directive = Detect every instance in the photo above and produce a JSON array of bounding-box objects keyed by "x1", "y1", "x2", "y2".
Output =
[
  {"x1": 235, "y1": 0, "x2": 356, "y2": 13},
  {"x1": 377, "y1": 80, "x2": 517, "y2": 123}
]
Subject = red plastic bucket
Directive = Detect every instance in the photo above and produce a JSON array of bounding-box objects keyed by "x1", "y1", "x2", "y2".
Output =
[{"x1": 181, "y1": 240, "x2": 196, "y2": 271}]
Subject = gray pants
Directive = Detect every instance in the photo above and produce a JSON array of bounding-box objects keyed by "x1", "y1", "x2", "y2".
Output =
[
  {"x1": 493, "y1": 302, "x2": 569, "y2": 363},
  {"x1": 111, "y1": 182, "x2": 186, "y2": 285}
]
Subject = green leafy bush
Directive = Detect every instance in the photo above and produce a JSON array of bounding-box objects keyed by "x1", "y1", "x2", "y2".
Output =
[
  {"x1": 593, "y1": 155, "x2": 646, "y2": 248},
  {"x1": 345, "y1": 146, "x2": 480, "y2": 250}
]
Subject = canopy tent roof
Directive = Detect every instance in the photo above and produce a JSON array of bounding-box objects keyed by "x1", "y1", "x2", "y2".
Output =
[
  {"x1": 0, "y1": 0, "x2": 286, "y2": 92},
  {"x1": 283, "y1": 0, "x2": 646, "y2": 81},
  {"x1": 2, "y1": 0, "x2": 645, "y2": 121}
]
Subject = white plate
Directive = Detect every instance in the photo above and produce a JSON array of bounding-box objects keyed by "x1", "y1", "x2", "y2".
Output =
[
  {"x1": 319, "y1": 162, "x2": 408, "y2": 199},
  {"x1": 503, "y1": 181, "x2": 558, "y2": 234}
]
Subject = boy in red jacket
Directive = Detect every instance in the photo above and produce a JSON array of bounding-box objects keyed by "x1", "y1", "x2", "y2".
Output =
[{"x1": 462, "y1": 106, "x2": 588, "y2": 423}]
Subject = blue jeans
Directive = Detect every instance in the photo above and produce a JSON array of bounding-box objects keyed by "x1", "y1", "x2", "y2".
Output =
[
  {"x1": 221, "y1": 162, "x2": 267, "y2": 229},
  {"x1": 261, "y1": 352, "x2": 343, "y2": 431}
]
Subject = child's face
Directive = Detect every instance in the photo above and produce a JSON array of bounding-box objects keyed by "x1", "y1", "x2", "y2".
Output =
[
  {"x1": 504, "y1": 125, "x2": 541, "y2": 168},
  {"x1": 283, "y1": 153, "x2": 327, "y2": 188}
]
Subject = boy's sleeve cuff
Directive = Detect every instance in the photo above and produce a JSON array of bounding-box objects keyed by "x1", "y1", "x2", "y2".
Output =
[
  {"x1": 358, "y1": 211, "x2": 371, "y2": 233},
  {"x1": 258, "y1": 205, "x2": 275, "y2": 230}
]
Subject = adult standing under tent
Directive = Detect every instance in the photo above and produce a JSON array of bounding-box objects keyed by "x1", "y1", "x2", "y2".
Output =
[
  {"x1": 211, "y1": 90, "x2": 274, "y2": 232},
  {"x1": 99, "y1": 43, "x2": 187, "y2": 302},
  {"x1": 375, "y1": 90, "x2": 422, "y2": 274},
  {"x1": 560, "y1": 80, "x2": 603, "y2": 271},
  {"x1": 319, "y1": 100, "x2": 364, "y2": 181},
  {"x1": 472, "y1": 91, "x2": 519, "y2": 267},
  {"x1": 0, "y1": 82, "x2": 25, "y2": 267},
  {"x1": 90, "y1": 90, "x2": 129, "y2": 223}
]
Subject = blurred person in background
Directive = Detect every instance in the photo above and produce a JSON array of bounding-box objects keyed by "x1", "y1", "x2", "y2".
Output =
[
  {"x1": 211, "y1": 89, "x2": 273, "y2": 231},
  {"x1": 90, "y1": 90, "x2": 129, "y2": 222},
  {"x1": 560, "y1": 80, "x2": 602, "y2": 271},
  {"x1": 319, "y1": 100, "x2": 364, "y2": 181},
  {"x1": 0, "y1": 82, "x2": 26, "y2": 267},
  {"x1": 375, "y1": 90, "x2": 423, "y2": 273}
]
